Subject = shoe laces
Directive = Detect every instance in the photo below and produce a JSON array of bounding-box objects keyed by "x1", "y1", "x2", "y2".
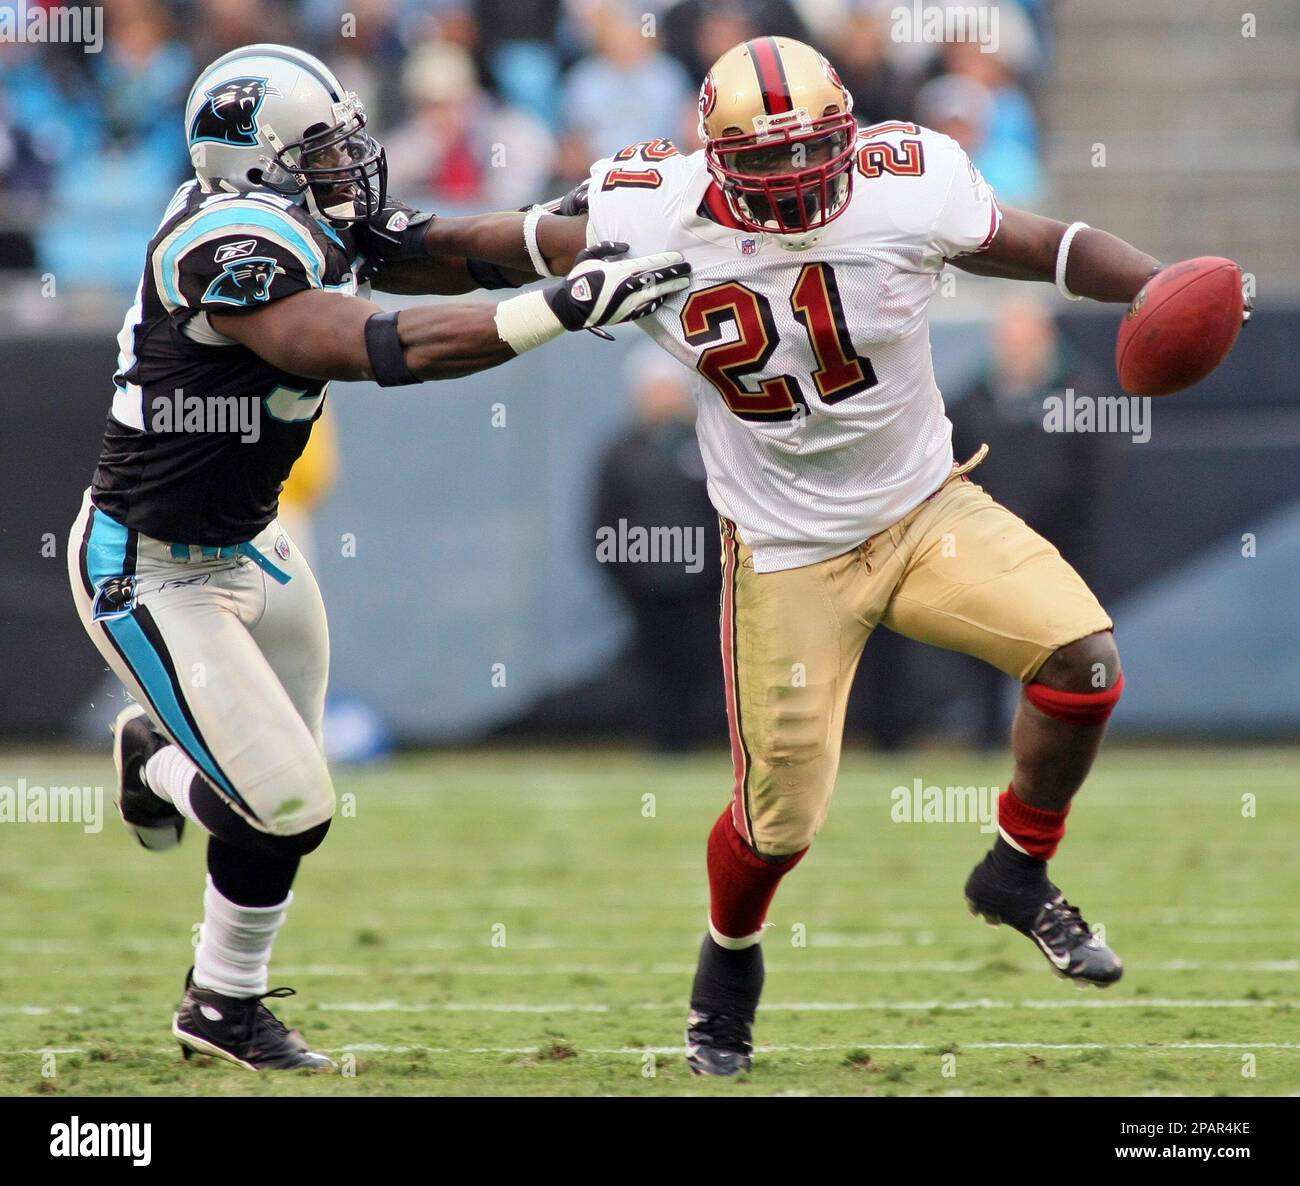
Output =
[
  {"x1": 217, "y1": 985, "x2": 296, "y2": 1045},
  {"x1": 250, "y1": 986, "x2": 296, "y2": 1033},
  {"x1": 696, "y1": 1011, "x2": 752, "y2": 1050},
  {"x1": 1038, "y1": 895, "x2": 1094, "y2": 948}
]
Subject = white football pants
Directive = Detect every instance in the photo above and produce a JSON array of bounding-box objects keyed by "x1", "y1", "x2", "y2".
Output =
[{"x1": 67, "y1": 487, "x2": 334, "y2": 836}]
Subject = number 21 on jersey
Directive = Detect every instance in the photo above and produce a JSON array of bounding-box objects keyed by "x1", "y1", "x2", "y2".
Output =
[{"x1": 680, "y1": 263, "x2": 878, "y2": 422}]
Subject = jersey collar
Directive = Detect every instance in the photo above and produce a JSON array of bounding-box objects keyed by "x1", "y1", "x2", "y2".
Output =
[{"x1": 678, "y1": 153, "x2": 753, "y2": 247}]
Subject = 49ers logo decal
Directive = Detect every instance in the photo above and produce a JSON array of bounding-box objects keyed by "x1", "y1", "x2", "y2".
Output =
[{"x1": 699, "y1": 72, "x2": 717, "y2": 121}]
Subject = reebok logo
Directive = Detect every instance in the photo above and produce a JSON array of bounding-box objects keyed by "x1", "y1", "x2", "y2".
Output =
[{"x1": 214, "y1": 238, "x2": 258, "y2": 264}]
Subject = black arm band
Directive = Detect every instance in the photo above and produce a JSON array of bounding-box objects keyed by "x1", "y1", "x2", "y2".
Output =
[
  {"x1": 364, "y1": 311, "x2": 418, "y2": 387},
  {"x1": 466, "y1": 257, "x2": 522, "y2": 290}
]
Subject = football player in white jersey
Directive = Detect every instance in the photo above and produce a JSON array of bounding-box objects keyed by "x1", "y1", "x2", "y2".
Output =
[{"x1": 424, "y1": 35, "x2": 1221, "y2": 1076}]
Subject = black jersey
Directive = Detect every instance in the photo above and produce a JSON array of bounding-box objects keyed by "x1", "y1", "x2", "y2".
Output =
[{"x1": 91, "y1": 181, "x2": 364, "y2": 546}]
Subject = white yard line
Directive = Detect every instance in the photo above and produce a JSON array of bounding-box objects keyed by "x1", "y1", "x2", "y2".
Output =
[
  {"x1": 4, "y1": 957, "x2": 1293, "y2": 979},
  {"x1": 4, "y1": 994, "x2": 1294, "y2": 1017},
  {"x1": 311, "y1": 997, "x2": 1298, "y2": 1014},
  {"x1": 4, "y1": 1040, "x2": 1298, "y2": 1058},
  {"x1": 289, "y1": 958, "x2": 1298, "y2": 975}
]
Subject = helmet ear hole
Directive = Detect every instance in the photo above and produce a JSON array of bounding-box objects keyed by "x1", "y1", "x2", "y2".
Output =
[{"x1": 246, "y1": 168, "x2": 264, "y2": 185}]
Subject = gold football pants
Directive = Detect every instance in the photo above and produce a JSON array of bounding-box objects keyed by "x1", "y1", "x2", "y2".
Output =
[{"x1": 719, "y1": 463, "x2": 1113, "y2": 856}]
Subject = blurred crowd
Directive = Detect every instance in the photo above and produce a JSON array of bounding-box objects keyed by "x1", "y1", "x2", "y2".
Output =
[{"x1": 0, "y1": 0, "x2": 1054, "y2": 291}]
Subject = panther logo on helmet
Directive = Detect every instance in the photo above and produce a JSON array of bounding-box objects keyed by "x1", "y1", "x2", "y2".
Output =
[
  {"x1": 186, "y1": 45, "x2": 388, "y2": 224},
  {"x1": 190, "y1": 77, "x2": 277, "y2": 147}
]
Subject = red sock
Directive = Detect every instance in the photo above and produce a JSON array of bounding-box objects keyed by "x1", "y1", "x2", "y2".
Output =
[
  {"x1": 707, "y1": 807, "x2": 806, "y2": 946},
  {"x1": 998, "y1": 785, "x2": 1070, "y2": 860}
]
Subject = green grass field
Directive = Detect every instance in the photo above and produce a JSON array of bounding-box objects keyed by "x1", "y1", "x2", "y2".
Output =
[{"x1": 1, "y1": 745, "x2": 1297, "y2": 1096}]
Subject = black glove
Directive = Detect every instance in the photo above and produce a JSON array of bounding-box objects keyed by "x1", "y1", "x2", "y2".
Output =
[
  {"x1": 360, "y1": 198, "x2": 435, "y2": 263},
  {"x1": 525, "y1": 179, "x2": 591, "y2": 218},
  {"x1": 552, "y1": 179, "x2": 590, "y2": 218}
]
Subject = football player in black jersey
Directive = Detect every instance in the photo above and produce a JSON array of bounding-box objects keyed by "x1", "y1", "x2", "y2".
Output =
[{"x1": 68, "y1": 42, "x2": 689, "y2": 1071}]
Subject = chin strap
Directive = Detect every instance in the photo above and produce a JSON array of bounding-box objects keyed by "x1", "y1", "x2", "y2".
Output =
[{"x1": 775, "y1": 230, "x2": 823, "y2": 251}]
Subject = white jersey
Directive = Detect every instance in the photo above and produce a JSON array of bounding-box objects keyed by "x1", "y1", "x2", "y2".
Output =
[{"x1": 585, "y1": 124, "x2": 1001, "y2": 572}]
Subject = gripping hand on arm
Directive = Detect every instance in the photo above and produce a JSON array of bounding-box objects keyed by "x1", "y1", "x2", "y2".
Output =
[{"x1": 493, "y1": 241, "x2": 691, "y2": 354}]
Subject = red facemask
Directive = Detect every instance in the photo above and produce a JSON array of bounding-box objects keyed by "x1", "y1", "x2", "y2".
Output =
[{"x1": 706, "y1": 110, "x2": 857, "y2": 235}]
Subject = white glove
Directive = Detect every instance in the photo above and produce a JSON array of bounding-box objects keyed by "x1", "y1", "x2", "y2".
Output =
[
  {"x1": 494, "y1": 241, "x2": 691, "y2": 354},
  {"x1": 547, "y1": 241, "x2": 691, "y2": 329}
]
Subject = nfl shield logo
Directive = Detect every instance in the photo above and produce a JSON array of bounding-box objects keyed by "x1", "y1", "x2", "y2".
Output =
[
  {"x1": 274, "y1": 534, "x2": 291, "y2": 561},
  {"x1": 737, "y1": 236, "x2": 759, "y2": 256}
]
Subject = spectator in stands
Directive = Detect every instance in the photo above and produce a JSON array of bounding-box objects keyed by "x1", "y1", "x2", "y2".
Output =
[
  {"x1": 591, "y1": 346, "x2": 723, "y2": 753},
  {"x1": 38, "y1": 0, "x2": 192, "y2": 290},
  {"x1": 191, "y1": 0, "x2": 295, "y2": 63},
  {"x1": 558, "y1": 1, "x2": 693, "y2": 180},
  {"x1": 384, "y1": 40, "x2": 556, "y2": 209},
  {"x1": 298, "y1": 0, "x2": 409, "y2": 130},
  {"x1": 473, "y1": 0, "x2": 565, "y2": 126},
  {"x1": 914, "y1": 71, "x2": 1042, "y2": 207},
  {"x1": 0, "y1": 41, "x2": 89, "y2": 270},
  {"x1": 661, "y1": 0, "x2": 807, "y2": 84},
  {"x1": 940, "y1": 2, "x2": 1046, "y2": 91},
  {"x1": 943, "y1": 33, "x2": 1043, "y2": 162},
  {"x1": 829, "y1": 5, "x2": 909, "y2": 128},
  {"x1": 947, "y1": 296, "x2": 1107, "y2": 746}
]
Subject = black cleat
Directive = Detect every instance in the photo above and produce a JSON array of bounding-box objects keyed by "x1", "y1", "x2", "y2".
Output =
[
  {"x1": 685, "y1": 935, "x2": 763, "y2": 1076},
  {"x1": 685, "y1": 1009, "x2": 754, "y2": 1077},
  {"x1": 965, "y1": 850, "x2": 1123, "y2": 987},
  {"x1": 173, "y1": 969, "x2": 336, "y2": 1071},
  {"x1": 112, "y1": 704, "x2": 184, "y2": 851}
]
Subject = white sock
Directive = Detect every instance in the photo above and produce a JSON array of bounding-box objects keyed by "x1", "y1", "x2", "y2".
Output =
[
  {"x1": 143, "y1": 744, "x2": 204, "y2": 826},
  {"x1": 193, "y1": 876, "x2": 292, "y2": 998}
]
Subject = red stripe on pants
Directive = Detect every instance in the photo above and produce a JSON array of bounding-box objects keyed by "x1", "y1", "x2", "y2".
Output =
[{"x1": 719, "y1": 521, "x2": 751, "y2": 842}]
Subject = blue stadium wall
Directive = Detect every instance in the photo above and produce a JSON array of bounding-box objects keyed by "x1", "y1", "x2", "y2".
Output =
[{"x1": 5, "y1": 305, "x2": 1297, "y2": 742}]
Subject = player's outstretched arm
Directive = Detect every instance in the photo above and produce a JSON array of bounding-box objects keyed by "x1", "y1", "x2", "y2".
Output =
[
  {"x1": 210, "y1": 242, "x2": 690, "y2": 385},
  {"x1": 211, "y1": 289, "x2": 515, "y2": 381},
  {"x1": 363, "y1": 191, "x2": 590, "y2": 295},
  {"x1": 355, "y1": 194, "x2": 540, "y2": 295},
  {"x1": 417, "y1": 210, "x2": 592, "y2": 283},
  {"x1": 366, "y1": 214, "x2": 542, "y2": 295},
  {"x1": 950, "y1": 206, "x2": 1160, "y2": 302}
]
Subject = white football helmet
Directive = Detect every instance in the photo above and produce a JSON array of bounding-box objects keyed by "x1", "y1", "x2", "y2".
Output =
[{"x1": 184, "y1": 43, "x2": 386, "y2": 224}]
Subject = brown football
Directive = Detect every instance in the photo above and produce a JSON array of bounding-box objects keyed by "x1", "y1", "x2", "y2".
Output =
[{"x1": 1115, "y1": 256, "x2": 1245, "y2": 396}]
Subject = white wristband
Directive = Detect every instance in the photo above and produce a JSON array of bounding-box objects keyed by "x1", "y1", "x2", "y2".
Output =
[
  {"x1": 522, "y1": 206, "x2": 555, "y2": 279},
  {"x1": 1056, "y1": 221, "x2": 1089, "y2": 301},
  {"x1": 494, "y1": 289, "x2": 564, "y2": 355}
]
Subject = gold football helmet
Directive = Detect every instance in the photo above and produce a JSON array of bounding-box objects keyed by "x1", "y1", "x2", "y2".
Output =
[{"x1": 698, "y1": 37, "x2": 856, "y2": 246}]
